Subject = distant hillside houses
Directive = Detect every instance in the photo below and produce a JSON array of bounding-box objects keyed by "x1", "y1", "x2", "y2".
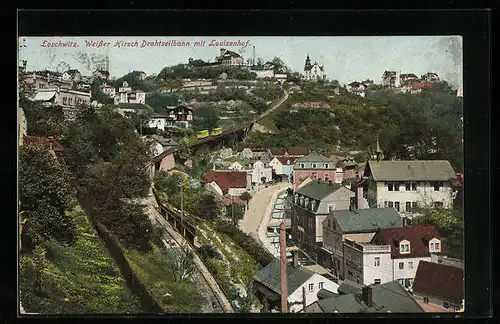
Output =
[
  {"x1": 303, "y1": 54, "x2": 326, "y2": 82},
  {"x1": 346, "y1": 82, "x2": 368, "y2": 97},
  {"x1": 112, "y1": 81, "x2": 146, "y2": 105},
  {"x1": 379, "y1": 71, "x2": 440, "y2": 93}
]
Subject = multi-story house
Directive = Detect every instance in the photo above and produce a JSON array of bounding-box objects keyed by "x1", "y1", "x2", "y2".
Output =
[
  {"x1": 147, "y1": 114, "x2": 174, "y2": 132},
  {"x1": 422, "y1": 72, "x2": 439, "y2": 82},
  {"x1": 346, "y1": 82, "x2": 368, "y2": 97},
  {"x1": 336, "y1": 156, "x2": 358, "y2": 181},
  {"x1": 381, "y1": 71, "x2": 400, "y2": 88},
  {"x1": 101, "y1": 84, "x2": 116, "y2": 97},
  {"x1": 203, "y1": 171, "x2": 252, "y2": 198},
  {"x1": 290, "y1": 179, "x2": 355, "y2": 262},
  {"x1": 166, "y1": 105, "x2": 193, "y2": 128},
  {"x1": 269, "y1": 156, "x2": 299, "y2": 183},
  {"x1": 321, "y1": 207, "x2": 403, "y2": 280},
  {"x1": 93, "y1": 70, "x2": 110, "y2": 81},
  {"x1": 342, "y1": 225, "x2": 447, "y2": 290},
  {"x1": 249, "y1": 160, "x2": 273, "y2": 184},
  {"x1": 303, "y1": 55, "x2": 326, "y2": 82},
  {"x1": 62, "y1": 69, "x2": 82, "y2": 86},
  {"x1": 360, "y1": 160, "x2": 457, "y2": 216},
  {"x1": 399, "y1": 73, "x2": 418, "y2": 85},
  {"x1": 216, "y1": 48, "x2": 244, "y2": 66},
  {"x1": 293, "y1": 153, "x2": 342, "y2": 187},
  {"x1": 31, "y1": 88, "x2": 91, "y2": 108}
]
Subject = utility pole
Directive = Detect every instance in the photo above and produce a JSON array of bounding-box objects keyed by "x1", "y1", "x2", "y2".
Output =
[
  {"x1": 280, "y1": 220, "x2": 288, "y2": 313},
  {"x1": 232, "y1": 196, "x2": 236, "y2": 226}
]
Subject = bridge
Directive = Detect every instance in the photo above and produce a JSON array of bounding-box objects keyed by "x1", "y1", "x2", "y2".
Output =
[{"x1": 149, "y1": 88, "x2": 289, "y2": 170}]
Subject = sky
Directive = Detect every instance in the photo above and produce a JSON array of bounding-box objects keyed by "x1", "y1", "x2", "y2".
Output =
[{"x1": 18, "y1": 36, "x2": 463, "y2": 87}]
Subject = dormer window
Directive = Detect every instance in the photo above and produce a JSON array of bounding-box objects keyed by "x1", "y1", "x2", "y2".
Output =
[
  {"x1": 429, "y1": 239, "x2": 441, "y2": 252},
  {"x1": 324, "y1": 163, "x2": 329, "y2": 168},
  {"x1": 294, "y1": 194, "x2": 299, "y2": 204},
  {"x1": 312, "y1": 163, "x2": 317, "y2": 169},
  {"x1": 399, "y1": 240, "x2": 410, "y2": 254},
  {"x1": 311, "y1": 200, "x2": 316, "y2": 211},
  {"x1": 304, "y1": 197, "x2": 309, "y2": 207},
  {"x1": 287, "y1": 160, "x2": 290, "y2": 165},
  {"x1": 299, "y1": 196, "x2": 304, "y2": 206},
  {"x1": 300, "y1": 163, "x2": 305, "y2": 168}
]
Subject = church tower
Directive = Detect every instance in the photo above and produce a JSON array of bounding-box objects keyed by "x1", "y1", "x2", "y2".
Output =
[{"x1": 304, "y1": 54, "x2": 312, "y2": 80}]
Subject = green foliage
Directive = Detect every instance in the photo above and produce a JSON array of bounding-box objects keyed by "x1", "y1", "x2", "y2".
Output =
[
  {"x1": 19, "y1": 145, "x2": 77, "y2": 249},
  {"x1": 114, "y1": 71, "x2": 155, "y2": 92},
  {"x1": 251, "y1": 83, "x2": 282, "y2": 101},
  {"x1": 91, "y1": 79, "x2": 114, "y2": 105},
  {"x1": 213, "y1": 221, "x2": 274, "y2": 267},
  {"x1": 192, "y1": 104, "x2": 220, "y2": 131},
  {"x1": 412, "y1": 208, "x2": 464, "y2": 259},
  {"x1": 145, "y1": 92, "x2": 179, "y2": 113},
  {"x1": 20, "y1": 97, "x2": 67, "y2": 137},
  {"x1": 158, "y1": 65, "x2": 257, "y2": 81},
  {"x1": 19, "y1": 206, "x2": 142, "y2": 314},
  {"x1": 124, "y1": 243, "x2": 203, "y2": 312}
]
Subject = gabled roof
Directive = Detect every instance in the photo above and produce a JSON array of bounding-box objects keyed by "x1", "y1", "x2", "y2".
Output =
[
  {"x1": 328, "y1": 208, "x2": 403, "y2": 234},
  {"x1": 268, "y1": 148, "x2": 287, "y2": 156},
  {"x1": 296, "y1": 152, "x2": 332, "y2": 163},
  {"x1": 276, "y1": 156, "x2": 299, "y2": 165},
  {"x1": 412, "y1": 261, "x2": 464, "y2": 304},
  {"x1": 400, "y1": 73, "x2": 418, "y2": 79},
  {"x1": 32, "y1": 91, "x2": 56, "y2": 102},
  {"x1": 65, "y1": 69, "x2": 81, "y2": 76},
  {"x1": 371, "y1": 226, "x2": 448, "y2": 259},
  {"x1": 296, "y1": 180, "x2": 344, "y2": 201},
  {"x1": 338, "y1": 279, "x2": 365, "y2": 295},
  {"x1": 253, "y1": 258, "x2": 315, "y2": 296},
  {"x1": 203, "y1": 171, "x2": 247, "y2": 191},
  {"x1": 313, "y1": 281, "x2": 424, "y2": 313},
  {"x1": 219, "y1": 49, "x2": 242, "y2": 59},
  {"x1": 287, "y1": 146, "x2": 308, "y2": 155},
  {"x1": 23, "y1": 135, "x2": 64, "y2": 151},
  {"x1": 348, "y1": 81, "x2": 367, "y2": 88},
  {"x1": 366, "y1": 160, "x2": 457, "y2": 181},
  {"x1": 317, "y1": 288, "x2": 339, "y2": 299}
]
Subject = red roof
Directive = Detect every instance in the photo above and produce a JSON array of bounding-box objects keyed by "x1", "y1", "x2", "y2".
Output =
[
  {"x1": 269, "y1": 148, "x2": 287, "y2": 156},
  {"x1": 203, "y1": 171, "x2": 247, "y2": 191},
  {"x1": 287, "y1": 146, "x2": 308, "y2": 156},
  {"x1": 276, "y1": 156, "x2": 298, "y2": 165},
  {"x1": 412, "y1": 261, "x2": 464, "y2": 303},
  {"x1": 371, "y1": 226, "x2": 448, "y2": 259},
  {"x1": 409, "y1": 81, "x2": 434, "y2": 89},
  {"x1": 23, "y1": 135, "x2": 64, "y2": 151}
]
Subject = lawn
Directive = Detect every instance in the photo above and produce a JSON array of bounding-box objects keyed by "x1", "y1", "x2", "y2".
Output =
[{"x1": 19, "y1": 206, "x2": 142, "y2": 314}]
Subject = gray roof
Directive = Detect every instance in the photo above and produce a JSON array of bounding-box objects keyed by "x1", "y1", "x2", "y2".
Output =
[
  {"x1": 315, "y1": 281, "x2": 424, "y2": 313},
  {"x1": 367, "y1": 160, "x2": 457, "y2": 181},
  {"x1": 295, "y1": 181, "x2": 343, "y2": 200},
  {"x1": 253, "y1": 258, "x2": 315, "y2": 296},
  {"x1": 329, "y1": 208, "x2": 403, "y2": 234},
  {"x1": 338, "y1": 279, "x2": 365, "y2": 295},
  {"x1": 317, "y1": 288, "x2": 339, "y2": 299},
  {"x1": 296, "y1": 152, "x2": 332, "y2": 163}
]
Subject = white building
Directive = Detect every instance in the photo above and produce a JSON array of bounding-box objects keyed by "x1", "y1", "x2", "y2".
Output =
[
  {"x1": 347, "y1": 82, "x2": 368, "y2": 97},
  {"x1": 360, "y1": 160, "x2": 457, "y2": 215},
  {"x1": 250, "y1": 69, "x2": 275, "y2": 79},
  {"x1": 228, "y1": 161, "x2": 246, "y2": 171},
  {"x1": 127, "y1": 91, "x2": 146, "y2": 104},
  {"x1": 303, "y1": 55, "x2": 325, "y2": 82},
  {"x1": 343, "y1": 225, "x2": 447, "y2": 289},
  {"x1": 249, "y1": 160, "x2": 273, "y2": 184},
  {"x1": 147, "y1": 114, "x2": 174, "y2": 132},
  {"x1": 101, "y1": 84, "x2": 116, "y2": 97}
]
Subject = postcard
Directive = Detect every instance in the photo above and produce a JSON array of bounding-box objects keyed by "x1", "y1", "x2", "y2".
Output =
[{"x1": 18, "y1": 36, "x2": 464, "y2": 315}]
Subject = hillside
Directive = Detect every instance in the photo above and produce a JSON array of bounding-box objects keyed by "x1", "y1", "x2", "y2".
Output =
[{"x1": 247, "y1": 83, "x2": 463, "y2": 172}]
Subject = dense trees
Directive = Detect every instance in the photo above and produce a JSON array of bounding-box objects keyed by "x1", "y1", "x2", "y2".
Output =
[
  {"x1": 21, "y1": 97, "x2": 67, "y2": 137},
  {"x1": 19, "y1": 145, "x2": 77, "y2": 250},
  {"x1": 60, "y1": 105, "x2": 154, "y2": 251},
  {"x1": 192, "y1": 104, "x2": 220, "y2": 131},
  {"x1": 114, "y1": 71, "x2": 156, "y2": 92},
  {"x1": 158, "y1": 64, "x2": 257, "y2": 81},
  {"x1": 145, "y1": 92, "x2": 179, "y2": 114}
]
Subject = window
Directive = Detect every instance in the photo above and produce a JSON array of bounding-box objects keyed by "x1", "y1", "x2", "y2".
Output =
[
  {"x1": 384, "y1": 201, "x2": 388, "y2": 208},
  {"x1": 399, "y1": 262, "x2": 404, "y2": 270},
  {"x1": 308, "y1": 283, "x2": 314, "y2": 291},
  {"x1": 405, "y1": 182, "x2": 411, "y2": 191},
  {"x1": 398, "y1": 279, "x2": 404, "y2": 286},
  {"x1": 435, "y1": 242, "x2": 440, "y2": 250},
  {"x1": 324, "y1": 163, "x2": 329, "y2": 169},
  {"x1": 374, "y1": 257, "x2": 380, "y2": 267},
  {"x1": 388, "y1": 182, "x2": 394, "y2": 191},
  {"x1": 312, "y1": 163, "x2": 317, "y2": 169},
  {"x1": 387, "y1": 201, "x2": 394, "y2": 208},
  {"x1": 328, "y1": 204, "x2": 335, "y2": 212},
  {"x1": 408, "y1": 262, "x2": 413, "y2": 269},
  {"x1": 406, "y1": 202, "x2": 411, "y2": 212},
  {"x1": 423, "y1": 297, "x2": 429, "y2": 303},
  {"x1": 433, "y1": 201, "x2": 444, "y2": 209},
  {"x1": 394, "y1": 201, "x2": 400, "y2": 212},
  {"x1": 374, "y1": 279, "x2": 381, "y2": 285},
  {"x1": 300, "y1": 163, "x2": 305, "y2": 168},
  {"x1": 433, "y1": 181, "x2": 443, "y2": 191},
  {"x1": 400, "y1": 243, "x2": 410, "y2": 253},
  {"x1": 404, "y1": 279, "x2": 412, "y2": 288},
  {"x1": 394, "y1": 182, "x2": 400, "y2": 191},
  {"x1": 327, "y1": 219, "x2": 331, "y2": 227},
  {"x1": 324, "y1": 174, "x2": 329, "y2": 181},
  {"x1": 412, "y1": 182, "x2": 418, "y2": 191},
  {"x1": 319, "y1": 282, "x2": 324, "y2": 289}
]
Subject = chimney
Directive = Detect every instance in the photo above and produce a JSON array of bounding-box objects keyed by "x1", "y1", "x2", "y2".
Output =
[
  {"x1": 356, "y1": 182, "x2": 364, "y2": 209},
  {"x1": 302, "y1": 286, "x2": 307, "y2": 312},
  {"x1": 362, "y1": 286, "x2": 373, "y2": 307},
  {"x1": 292, "y1": 250, "x2": 299, "y2": 267}
]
